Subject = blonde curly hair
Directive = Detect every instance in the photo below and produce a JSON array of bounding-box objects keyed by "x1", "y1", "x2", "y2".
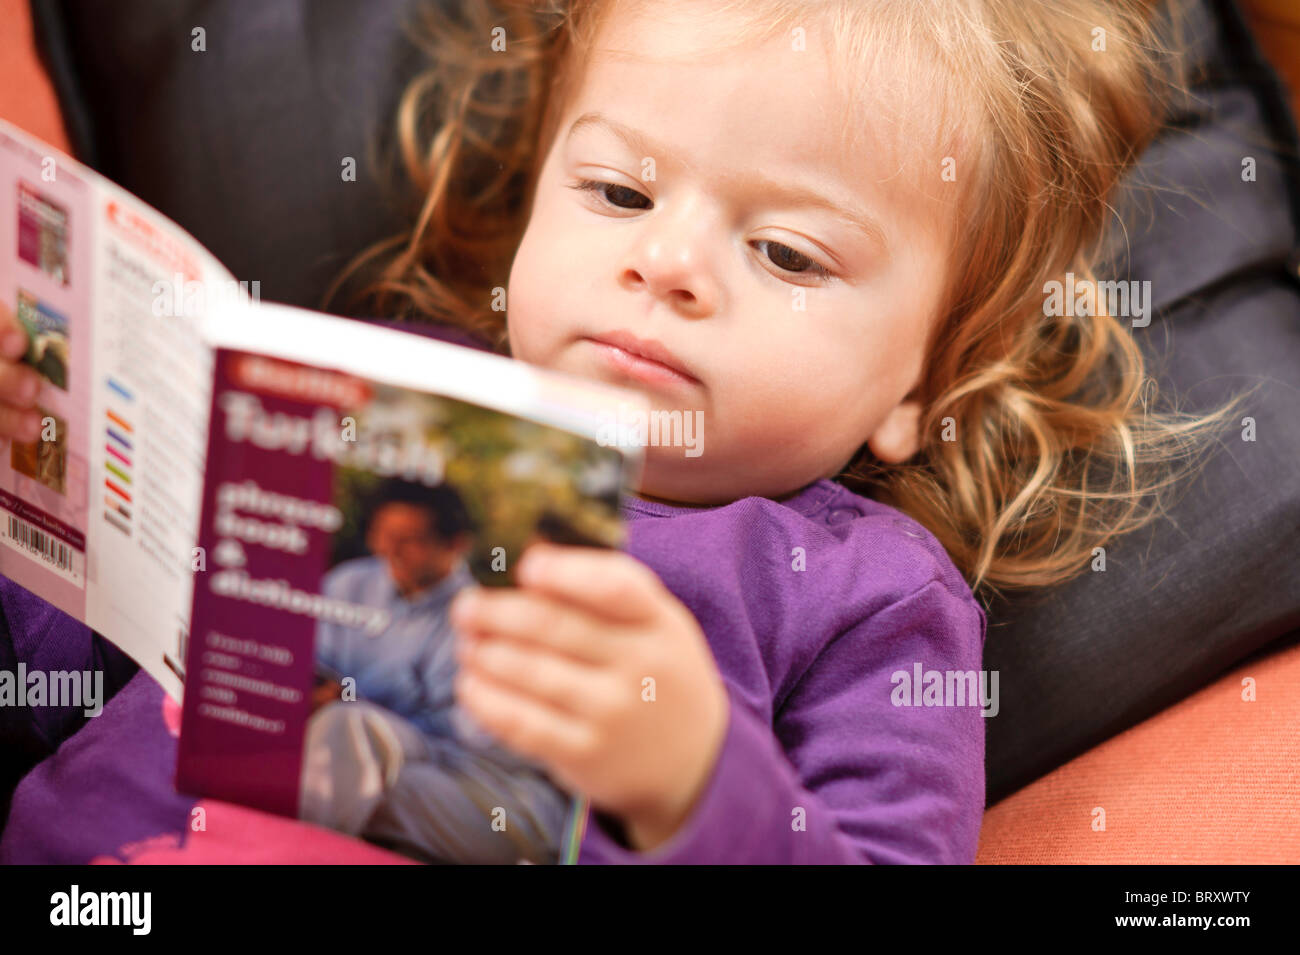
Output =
[{"x1": 329, "y1": 0, "x2": 1251, "y2": 602}]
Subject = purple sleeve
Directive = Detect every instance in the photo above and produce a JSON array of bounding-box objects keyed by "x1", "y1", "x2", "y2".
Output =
[
  {"x1": 0, "y1": 580, "x2": 138, "y2": 760},
  {"x1": 578, "y1": 580, "x2": 987, "y2": 864}
]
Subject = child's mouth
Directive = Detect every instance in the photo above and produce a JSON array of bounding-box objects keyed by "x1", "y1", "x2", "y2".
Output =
[{"x1": 580, "y1": 333, "x2": 700, "y2": 389}]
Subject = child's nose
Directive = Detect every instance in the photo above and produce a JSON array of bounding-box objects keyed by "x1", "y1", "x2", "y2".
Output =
[{"x1": 619, "y1": 223, "x2": 720, "y2": 318}]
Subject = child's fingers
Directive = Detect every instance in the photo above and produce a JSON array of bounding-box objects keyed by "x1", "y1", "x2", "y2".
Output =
[
  {"x1": 0, "y1": 359, "x2": 42, "y2": 408},
  {"x1": 455, "y1": 666, "x2": 596, "y2": 772},
  {"x1": 515, "y1": 544, "x2": 667, "y2": 622},
  {"x1": 0, "y1": 304, "x2": 29, "y2": 361},
  {"x1": 0, "y1": 303, "x2": 44, "y2": 443},
  {"x1": 458, "y1": 630, "x2": 611, "y2": 717},
  {"x1": 451, "y1": 586, "x2": 618, "y2": 664},
  {"x1": 0, "y1": 403, "x2": 44, "y2": 443}
]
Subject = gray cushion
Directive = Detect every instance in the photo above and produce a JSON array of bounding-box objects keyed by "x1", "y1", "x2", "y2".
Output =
[{"x1": 34, "y1": 0, "x2": 430, "y2": 309}]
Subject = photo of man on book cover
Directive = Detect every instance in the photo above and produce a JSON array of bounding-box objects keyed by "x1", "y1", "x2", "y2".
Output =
[{"x1": 299, "y1": 476, "x2": 570, "y2": 864}]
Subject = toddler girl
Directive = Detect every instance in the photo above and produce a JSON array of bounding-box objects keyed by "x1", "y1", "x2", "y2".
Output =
[
  {"x1": 331, "y1": 0, "x2": 1241, "y2": 863},
  {"x1": 0, "y1": 0, "x2": 1241, "y2": 864}
]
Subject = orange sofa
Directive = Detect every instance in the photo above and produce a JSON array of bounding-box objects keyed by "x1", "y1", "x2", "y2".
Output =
[{"x1": 2, "y1": 0, "x2": 1297, "y2": 864}]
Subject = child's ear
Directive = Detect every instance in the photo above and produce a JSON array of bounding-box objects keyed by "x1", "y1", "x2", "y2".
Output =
[{"x1": 866, "y1": 398, "x2": 924, "y2": 464}]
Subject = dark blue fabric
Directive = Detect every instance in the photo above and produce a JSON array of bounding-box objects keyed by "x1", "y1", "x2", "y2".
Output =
[{"x1": 32, "y1": 0, "x2": 439, "y2": 311}]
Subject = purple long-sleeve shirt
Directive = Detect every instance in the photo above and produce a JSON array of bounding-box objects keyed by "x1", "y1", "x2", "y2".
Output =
[{"x1": 579, "y1": 480, "x2": 988, "y2": 864}]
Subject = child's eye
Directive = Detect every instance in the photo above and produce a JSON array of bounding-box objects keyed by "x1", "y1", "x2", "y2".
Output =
[
  {"x1": 571, "y1": 178, "x2": 652, "y2": 210},
  {"x1": 571, "y1": 179, "x2": 833, "y2": 284},
  {"x1": 753, "y1": 240, "x2": 835, "y2": 284}
]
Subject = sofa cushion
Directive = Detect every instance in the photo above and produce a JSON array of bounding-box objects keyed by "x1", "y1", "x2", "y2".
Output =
[
  {"x1": 0, "y1": 0, "x2": 69, "y2": 151},
  {"x1": 977, "y1": 635, "x2": 1300, "y2": 863}
]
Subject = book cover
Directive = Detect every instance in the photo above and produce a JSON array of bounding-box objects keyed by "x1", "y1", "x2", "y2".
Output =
[{"x1": 176, "y1": 339, "x2": 639, "y2": 864}]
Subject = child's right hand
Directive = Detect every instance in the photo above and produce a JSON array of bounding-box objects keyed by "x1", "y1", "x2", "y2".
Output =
[{"x1": 0, "y1": 304, "x2": 45, "y2": 443}]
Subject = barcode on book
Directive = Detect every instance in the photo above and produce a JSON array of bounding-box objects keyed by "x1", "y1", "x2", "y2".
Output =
[{"x1": 0, "y1": 509, "x2": 85, "y2": 586}]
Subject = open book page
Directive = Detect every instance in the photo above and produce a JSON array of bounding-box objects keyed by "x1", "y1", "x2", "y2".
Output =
[{"x1": 0, "y1": 118, "x2": 226, "y2": 701}]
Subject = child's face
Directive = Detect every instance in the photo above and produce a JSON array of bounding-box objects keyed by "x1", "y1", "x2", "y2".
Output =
[{"x1": 507, "y1": 3, "x2": 958, "y2": 504}]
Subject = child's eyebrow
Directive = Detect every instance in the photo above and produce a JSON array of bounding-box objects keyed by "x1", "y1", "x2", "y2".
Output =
[{"x1": 566, "y1": 111, "x2": 889, "y2": 254}]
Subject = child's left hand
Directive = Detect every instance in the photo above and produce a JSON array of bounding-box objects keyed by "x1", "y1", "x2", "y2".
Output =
[{"x1": 449, "y1": 542, "x2": 730, "y2": 852}]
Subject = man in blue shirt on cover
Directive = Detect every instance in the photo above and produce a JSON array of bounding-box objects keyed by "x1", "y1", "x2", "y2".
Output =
[{"x1": 299, "y1": 478, "x2": 568, "y2": 863}]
